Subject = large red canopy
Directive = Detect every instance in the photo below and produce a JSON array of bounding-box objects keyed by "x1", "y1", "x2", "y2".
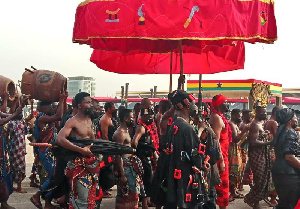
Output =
[
  {"x1": 90, "y1": 41, "x2": 245, "y2": 74},
  {"x1": 73, "y1": 0, "x2": 277, "y2": 53},
  {"x1": 72, "y1": 0, "x2": 277, "y2": 75}
]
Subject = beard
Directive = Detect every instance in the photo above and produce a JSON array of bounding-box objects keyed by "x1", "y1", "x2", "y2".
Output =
[
  {"x1": 258, "y1": 115, "x2": 267, "y2": 121},
  {"x1": 292, "y1": 123, "x2": 298, "y2": 129},
  {"x1": 144, "y1": 118, "x2": 154, "y2": 125},
  {"x1": 112, "y1": 110, "x2": 118, "y2": 118},
  {"x1": 126, "y1": 120, "x2": 135, "y2": 128},
  {"x1": 236, "y1": 118, "x2": 242, "y2": 124},
  {"x1": 84, "y1": 107, "x2": 97, "y2": 119},
  {"x1": 221, "y1": 103, "x2": 229, "y2": 113}
]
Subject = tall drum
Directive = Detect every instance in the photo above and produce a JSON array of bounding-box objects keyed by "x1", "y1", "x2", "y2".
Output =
[
  {"x1": 0, "y1": 75, "x2": 16, "y2": 102},
  {"x1": 21, "y1": 69, "x2": 67, "y2": 102}
]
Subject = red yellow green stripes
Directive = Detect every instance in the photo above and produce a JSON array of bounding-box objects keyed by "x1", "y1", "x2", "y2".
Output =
[{"x1": 187, "y1": 79, "x2": 282, "y2": 94}]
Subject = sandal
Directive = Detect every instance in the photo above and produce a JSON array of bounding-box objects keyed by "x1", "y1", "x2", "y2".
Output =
[
  {"x1": 264, "y1": 198, "x2": 278, "y2": 207},
  {"x1": 232, "y1": 192, "x2": 244, "y2": 199},
  {"x1": 229, "y1": 195, "x2": 235, "y2": 202},
  {"x1": 148, "y1": 202, "x2": 156, "y2": 207},
  {"x1": 30, "y1": 197, "x2": 43, "y2": 209},
  {"x1": 102, "y1": 192, "x2": 113, "y2": 198},
  {"x1": 30, "y1": 182, "x2": 40, "y2": 188}
]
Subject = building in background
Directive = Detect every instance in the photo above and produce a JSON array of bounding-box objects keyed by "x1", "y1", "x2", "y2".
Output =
[{"x1": 67, "y1": 76, "x2": 96, "y2": 98}]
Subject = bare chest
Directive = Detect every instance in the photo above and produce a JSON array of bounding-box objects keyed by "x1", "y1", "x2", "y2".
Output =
[{"x1": 73, "y1": 121, "x2": 94, "y2": 139}]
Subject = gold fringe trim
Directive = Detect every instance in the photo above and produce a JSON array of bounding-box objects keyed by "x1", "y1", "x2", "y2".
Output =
[
  {"x1": 73, "y1": 35, "x2": 277, "y2": 44},
  {"x1": 78, "y1": 0, "x2": 274, "y2": 7}
]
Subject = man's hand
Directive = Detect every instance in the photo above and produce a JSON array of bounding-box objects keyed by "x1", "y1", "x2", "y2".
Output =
[
  {"x1": 198, "y1": 121, "x2": 207, "y2": 130},
  {"x1": 2, "y1": 91, "x2": 9, "y2": 100},
  {"x1": 202, "y1": 162, "x2": 210, "y2": 177},
  {"x1": 59, "y1": 91, "x2": 68, "y2": 101},
  {"x1": 153, "y1": 151, "x2": 159, "y2": 163},
  {"x1": 177, "y1": 75, "x2": 185, "y2": 89},
  {"x1": 219, "y1": 160, "x2": 225, "y2": 173},
  {"x1": 80, "y1": 143, "x2": 94, "y2": 157},
  {"x1": 15, "y1": 107, "x2": 22, "y2": 115}
]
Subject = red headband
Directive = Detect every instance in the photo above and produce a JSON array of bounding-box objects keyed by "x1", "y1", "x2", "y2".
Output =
[{"x1": 212, "y1": 95, "x2": 227, "y2": 107}]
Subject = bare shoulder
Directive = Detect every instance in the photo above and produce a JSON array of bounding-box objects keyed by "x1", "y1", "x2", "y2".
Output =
[
  {"x1": 209, "y1": 112, "x2": 222, "y2": 125},
  {"x1": 266, "y1": 120, "x2": 277, "y2": 127},
  {"x1": 113, "y1": 128, "x2": 127, "y2": 143},
  {"x1": 135, "y1": 124, "x2": 145, "y2": 134},
  {"x1": 99, "y1": 115, "x2": 110, "y2": 125},
  {"x1": 210, "y1": 112, "x2": 221, "y2": 121},
  {"x1": 64, "y1": 117, "x2": 77, "y2": 128}
]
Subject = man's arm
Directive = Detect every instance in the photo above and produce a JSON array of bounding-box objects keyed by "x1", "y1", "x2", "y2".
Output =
[
  {"x1": 56, "y1": 119, "x2": 93, "y2": 156},
  {"x1": 132, "y1": 125, "x2": 145, "y2": 148},
  {"x1": 160, "y1": 107, "x2": 175, "y2": 136},
  {"x1": 99, "y1": 118, "x2": 110, "y2": 141},
  {"x1": 209, "y1": 114, "x2": 222, "y2": 141},
  {"x1": 113, "y1": 131, "x2": 127, "y2": 185},
  {"x1": 0, "y1": 112, "x2": 11, "y2": 118},
  {"x1": 177, "y1": 75, "x2": 185, "y2": 90},
  {"x1": 248, "y1": 122, "x2": 271, "y2": 147},
  {"x1": 230, "y1": 122, "x2": 248, "y2": 143},
  {"x1": 285, "y1": 155, "x2": 300, "y2": 170},
  {"x1": 269, "y1": 121, "x2": 278, "y2": 137},
  {"x1": 24, "y1": 100, "x2": 34, "y2": 123},
  {"x1": 0, "y1": 92, "x2": 8, "y2": 113},
  {"x1": 209, "y1": 114, "x2": 225, "y2": 172},
  {"x1": 38, "y1": 93, "x2": 67, "y2": 129},
  {"x1": 0, "y1": 107, "x2": 22, "y2": 126}
]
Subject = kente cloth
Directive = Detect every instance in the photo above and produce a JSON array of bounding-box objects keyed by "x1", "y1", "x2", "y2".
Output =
[
  {"x1": 212, "y1": 112, "x2": 231, "y2": 207},
  {"x1": 165, "y1": 116, "x2": 206, "y2": 208},
  {"x1": 269, "y1": 146, "x2": 276, "y2": 192},
  {"x1": 240, "y1": 148, "x2": 253, "y2": 186},
  {"x1": 6, "y1": 119, "x2": 29, "y2": 183},
  {"x1": 228, "y1": 142, "x2": 242, "y2": 190},
  {"x1": 65, "y1": 156, "x2": 101, "y2": 209},
  {"x1": 115, "y1": 156, "x2": 145, "y2": 209},
  {"x1": 244, "y1": 134, "x2": 271, "y2": 207},
  {"x1": 138, "y1": 120, "x2": 159, "y2": 152},
  {"x1": 1, "y1": 130, "x2": 14, "y2": 190},
  {"x1": 242, "y1": 165, "x2": 253, "y2": 186},
  {"x1": 34, "y1": 113, "x2": 56, "y2": 153},
  {"x1": 0, "y1": 126, "x2": 13, "y2": 199},
  {"x1": 39, "y1": 148, "x2": 56, "y2": 199},
  {"x1": 215, "y1": 158, "x2": 229, "y2": 207}
]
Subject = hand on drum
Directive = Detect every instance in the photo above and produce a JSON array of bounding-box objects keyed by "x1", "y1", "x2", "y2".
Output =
[{"x1": 59, "y1": 91, "x2": 68, "y2": 101}]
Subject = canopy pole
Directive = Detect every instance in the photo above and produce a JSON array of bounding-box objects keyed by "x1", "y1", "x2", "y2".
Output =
[
  {"x1": 198, "y1": 74, "x2": 203, "y2": 107},
  {"x1": 169, "y1": 52, "x2": 173, "y2": 93},
  {"x1": 178, "y1": 40, "x2": 184, "y2": 90}
]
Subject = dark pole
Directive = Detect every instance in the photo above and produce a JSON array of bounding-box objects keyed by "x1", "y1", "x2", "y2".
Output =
[
  {"x1": 169, "y1": 52, "x2": 173, "y2": 93},
  {"x1": 153, "y1": 86, "x2": 157, "y2": 106},
  {"x1": 121, "y1": 86, "x2": 124, "y2": 105},
  {"x1": 150, "y1": 88, "x2": 153, "y2": 98},
  {"x1": 125, "y1": 83, "x2": 129, "y2": 108},
  {"x1": 198, "y1": 74, "x2": 203, "y2": 107}
]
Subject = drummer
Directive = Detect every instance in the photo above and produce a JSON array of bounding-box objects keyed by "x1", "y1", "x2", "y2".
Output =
[
  {"x1": 56, "y1": 92, "x2": 101, "y2": 209},
  {"x1": 30, "y1": 93, "x2": 67, "y2": 209}
]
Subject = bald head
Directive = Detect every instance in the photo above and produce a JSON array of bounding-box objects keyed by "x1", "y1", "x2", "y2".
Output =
[
  {"x1": 141, "y1": 98, "x2": 152, "y2": 108},
  {"x1": 271, "y1": 106, "x2": 282, "y2": 117}
]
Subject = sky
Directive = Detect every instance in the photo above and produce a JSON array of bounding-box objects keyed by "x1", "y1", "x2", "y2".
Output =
[{"x1": 0, "y1": 0, "x2": 299, "y2": 97}]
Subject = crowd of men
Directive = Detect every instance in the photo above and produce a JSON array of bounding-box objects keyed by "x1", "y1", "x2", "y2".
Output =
[{"x1": 1, "y1": 85, "x2": 300, "y2": 209}]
